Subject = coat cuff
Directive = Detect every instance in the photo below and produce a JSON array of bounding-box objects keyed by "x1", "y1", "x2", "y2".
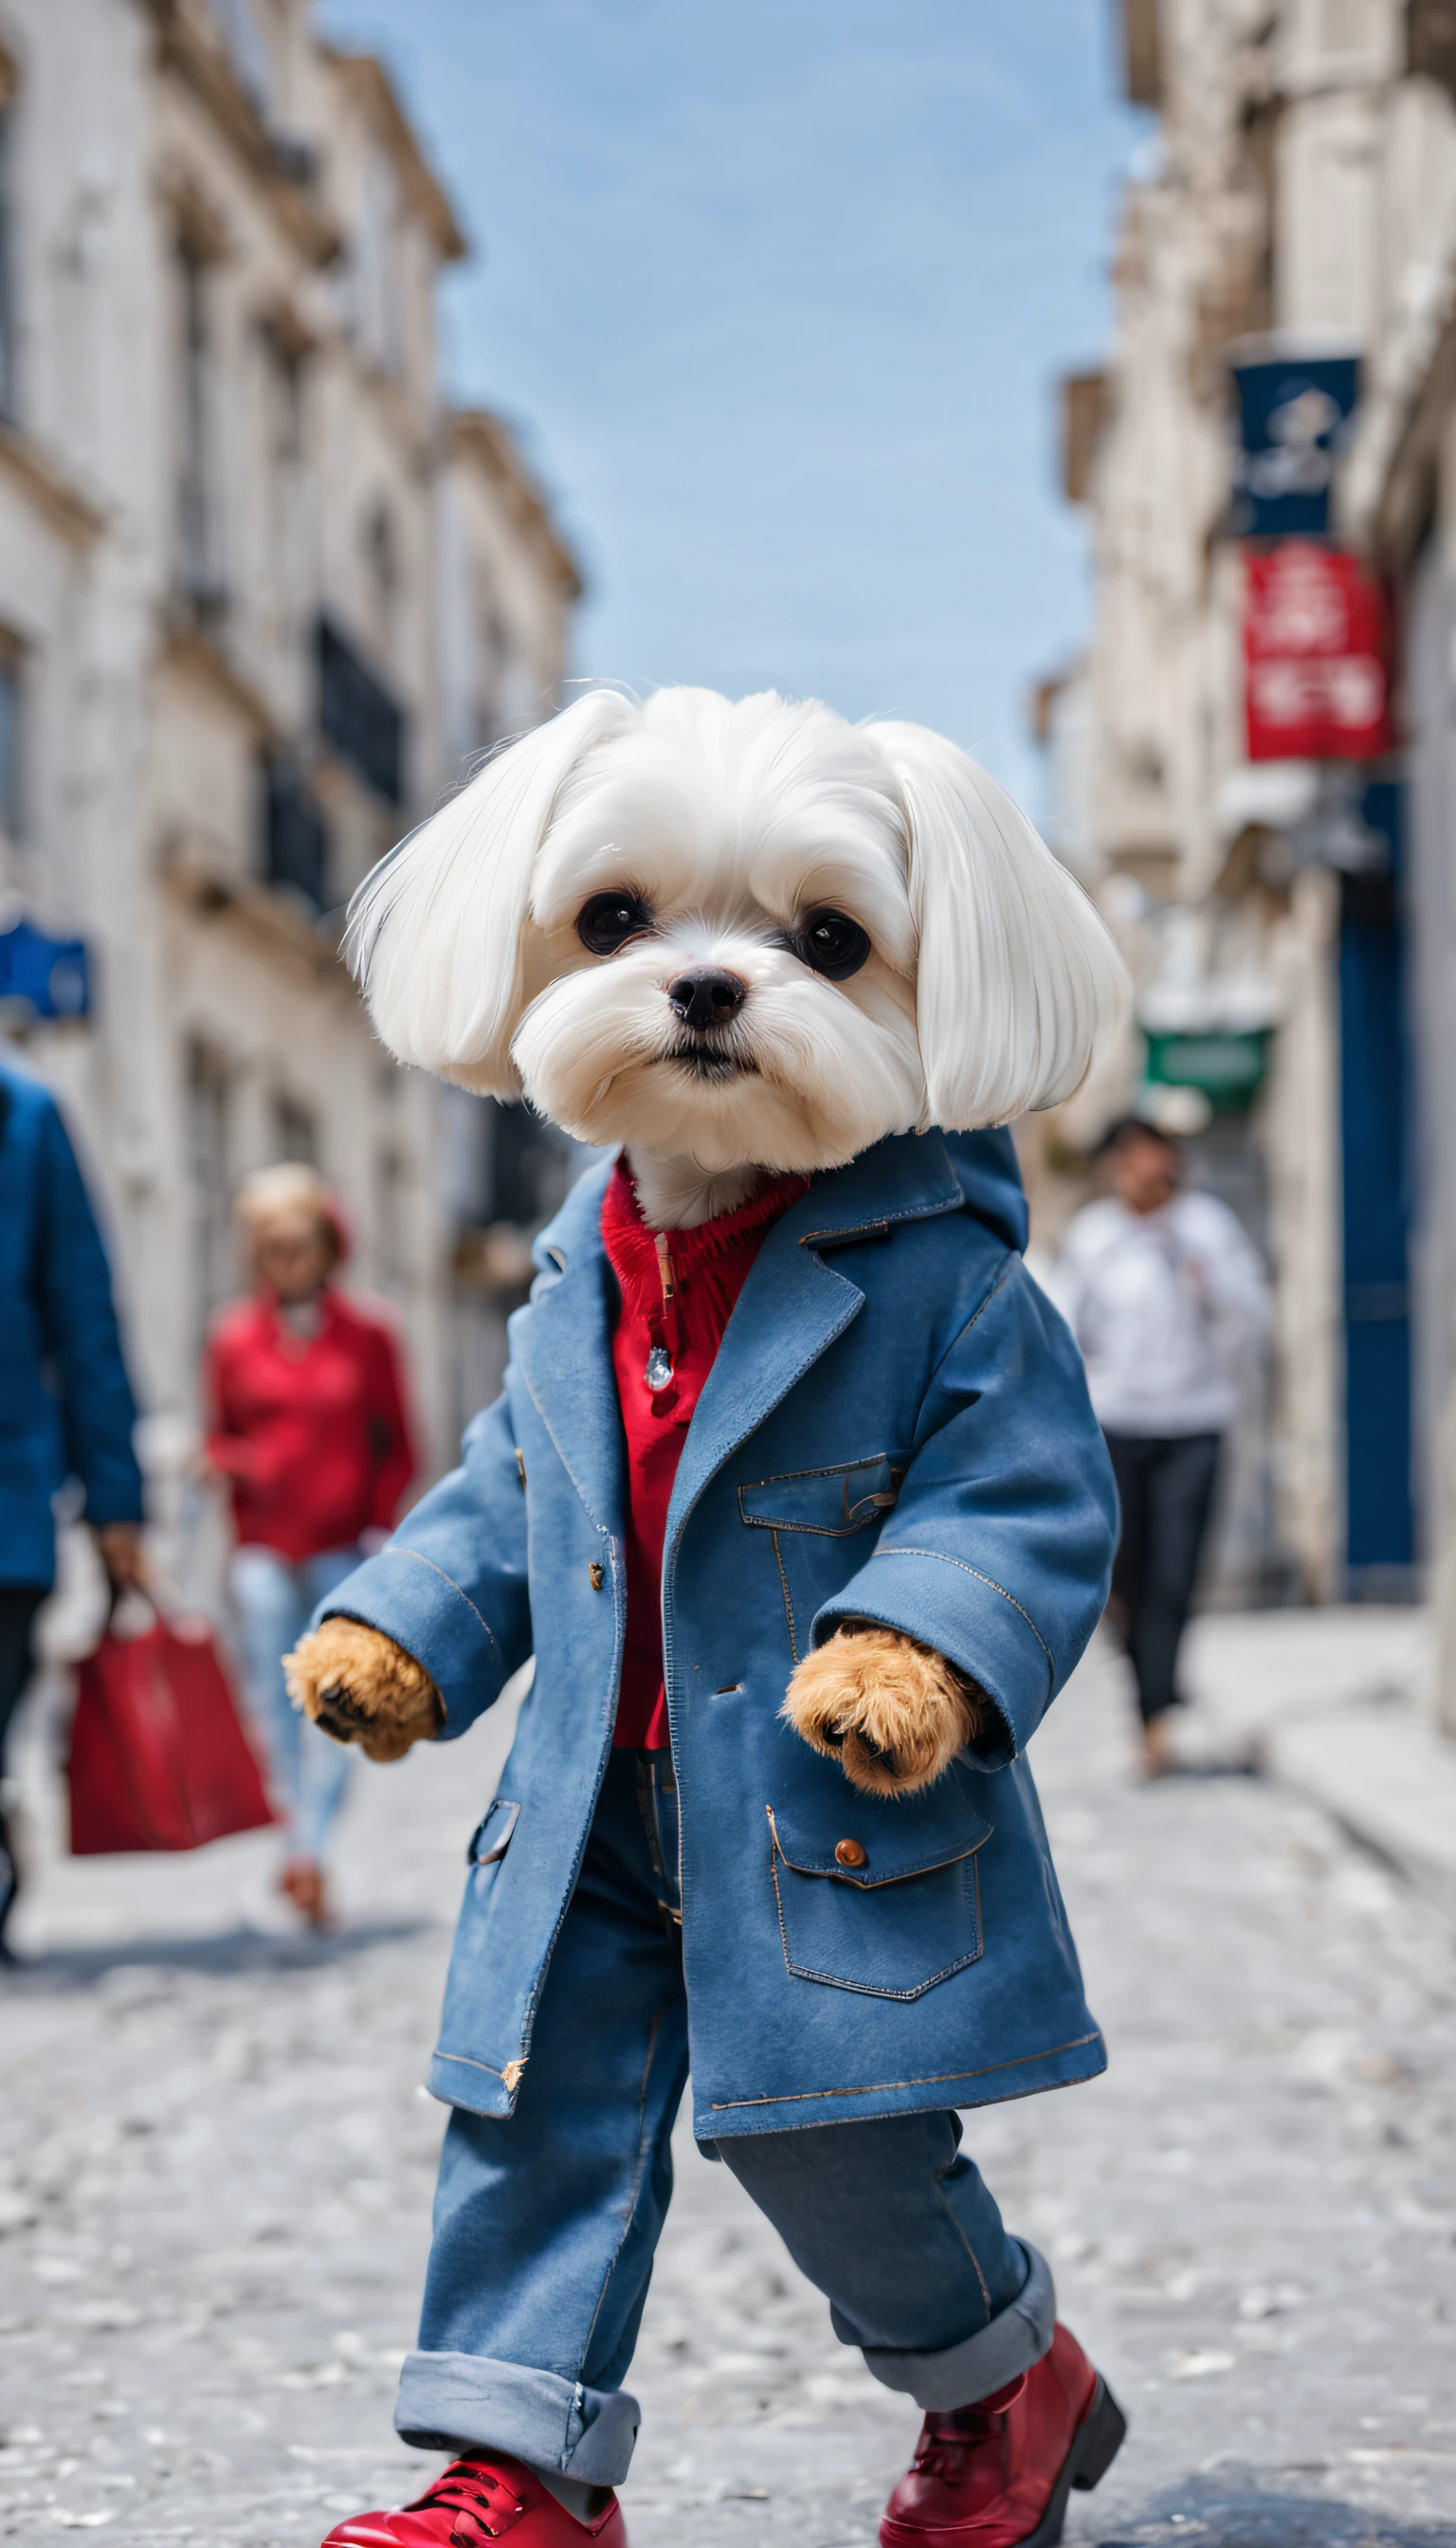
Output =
[
  {"x1": 81, "y1": 1474, "x2": 147, "y2": 1529},
  {"x1": 313, "y1": 1543, "x2": 507, "y2": 1737},
  {"x1": 812, "y1": 1544, "x2": 1056, "y2": 1766}
]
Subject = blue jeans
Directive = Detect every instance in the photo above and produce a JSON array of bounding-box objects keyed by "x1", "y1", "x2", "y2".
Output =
[
  {"x1": 228, "y1": 1544, "x2": 361, "y2": 1862},
  {"x1": 395, "y1": 1749, "x2": 1054, "y2": 2486}
]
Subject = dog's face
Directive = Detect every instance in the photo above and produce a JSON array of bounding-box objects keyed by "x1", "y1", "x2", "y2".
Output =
[
  {"x1": 510, "y1": 694, "x2": 921, "y2": 1174},
  {"x1": 351, "y1": 686, "x2": 1127, "y2": 1178}
]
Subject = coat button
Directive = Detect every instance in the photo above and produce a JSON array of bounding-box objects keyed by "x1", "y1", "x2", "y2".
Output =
[
  {"x1": 588, "y1": 1562, "x2": 605, "y2": 1591},
  {"x1": 834, "y1": 1837, "x2": 867, "y2": 1869}
]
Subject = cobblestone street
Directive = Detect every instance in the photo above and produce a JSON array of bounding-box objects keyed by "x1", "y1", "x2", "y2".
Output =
[{"x1": 4, "y1": 1629, "x2": 1456, "y2": 2547}]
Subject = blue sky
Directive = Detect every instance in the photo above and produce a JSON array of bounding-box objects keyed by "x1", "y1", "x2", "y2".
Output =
[{"x1": 317, "y1": 0, "x2": 1145, "y2": 809}]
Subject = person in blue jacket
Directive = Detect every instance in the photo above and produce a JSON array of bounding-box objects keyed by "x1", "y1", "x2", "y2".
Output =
[
  {"x1": 284, "y1": 690, "x2": 1133, "y2": 2548},
  {"x1": 0, "y1": 1052, "x2": 145, "y2": 1953}
]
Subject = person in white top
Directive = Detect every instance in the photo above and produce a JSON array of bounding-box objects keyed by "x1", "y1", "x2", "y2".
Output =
[{"x1": 1046, "y1": 1118, "x2": 1269, "y2": 1773}]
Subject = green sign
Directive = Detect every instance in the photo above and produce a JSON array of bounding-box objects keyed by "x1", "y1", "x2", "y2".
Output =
[{"x1": 1142, "y1": 1027, "x2": 1271, "y2": 1115}]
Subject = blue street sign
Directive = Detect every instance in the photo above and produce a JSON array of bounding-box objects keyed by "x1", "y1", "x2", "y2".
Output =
[
  {"x1": 0, "y1": 916, "x2": 91, "y2": 1019},
  {"x1": 1230, "y1": 355, "x2": 1360, "y2": 537}
]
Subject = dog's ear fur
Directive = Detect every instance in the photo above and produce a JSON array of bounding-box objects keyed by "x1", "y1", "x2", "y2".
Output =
[
  {"x1": 346, "y1": 690, "x2": 635, "y2": 1091},
  {"x1": 865, "y1": 720, "x2": 1130, "y2": 1128}
]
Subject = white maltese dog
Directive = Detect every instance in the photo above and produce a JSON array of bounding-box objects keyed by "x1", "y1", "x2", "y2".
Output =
[
  {"x1": 286, "y1": 683, "x2": 1126, "y2": 1789},
  {"x1": 350, "y1": 684, "x2": 1123, "y2": 1227}
]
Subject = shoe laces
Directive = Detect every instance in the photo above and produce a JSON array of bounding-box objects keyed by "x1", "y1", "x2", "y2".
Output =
[
  {"x1": 912, "y1": 2384, "x2": 1022, "y2": 2484},
  {"x1": 410, "y1": 2454, "x2": 526, "y2": 2541}
]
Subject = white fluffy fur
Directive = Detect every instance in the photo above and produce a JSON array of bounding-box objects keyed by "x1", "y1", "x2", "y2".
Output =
[{"x1": 347, "y1": 685, "x2": 1129, "y2": 1227}]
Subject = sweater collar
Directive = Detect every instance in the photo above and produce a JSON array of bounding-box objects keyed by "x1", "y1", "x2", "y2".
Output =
[{"x1": 599, "y1": 1158, "x2": 810, "y2": 1322}]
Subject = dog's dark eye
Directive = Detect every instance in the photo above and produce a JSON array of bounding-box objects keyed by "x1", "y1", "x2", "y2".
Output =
[
  {"x1": 576, "y1": 891, "x2": 653, "y2": 956},
  {"x1": 794, "y1": 909, "x2": 871, "y2": 981}
]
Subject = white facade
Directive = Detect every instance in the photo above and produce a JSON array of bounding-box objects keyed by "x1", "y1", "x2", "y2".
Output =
[
  {"x1": 0, "y1": 0, "x2": 578, "y2": 1483},
  {"x1": 1334, "y1": 5, "x2": 1456, "y2": 1723},
  {"x1": 1042, "y1": 0, "x2": 1417, "y2": 1607}
]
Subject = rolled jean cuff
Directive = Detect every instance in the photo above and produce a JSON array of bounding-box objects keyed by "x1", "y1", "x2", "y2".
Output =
[
  {"x1": 394, "y1": 2350, "x2": 642, "y2": 2484},
  {"x1": 860, "y1": 2239, "x2": 1056, "y2": 2411}
]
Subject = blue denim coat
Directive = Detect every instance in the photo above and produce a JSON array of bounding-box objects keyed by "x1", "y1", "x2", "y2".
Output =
[
  {"x1": 0, "y1": 1059, "x2": 143, "y2": 1589},
  {"x1": 321, "y1": 1130, "x2": 1117, "y2": 2144}
]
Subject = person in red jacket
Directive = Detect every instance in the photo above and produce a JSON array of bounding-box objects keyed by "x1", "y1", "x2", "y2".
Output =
[{"x1": 206, "y1": 1164, "x2": 418, "y2": 1928}]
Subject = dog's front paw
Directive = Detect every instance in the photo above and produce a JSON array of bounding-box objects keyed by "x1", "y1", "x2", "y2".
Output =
[
  {"x1": 283, "y1": 1621, "x2": 444, "y2": 1763},
  {"x1": 782, "y1": 1626, "x2": 983, "y2": 1797}
]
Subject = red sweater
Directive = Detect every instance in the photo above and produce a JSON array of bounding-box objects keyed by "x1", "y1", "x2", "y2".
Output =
[
  {"x1": 206, "y1": 1287, "x2": 418, "y2": 1564},
  {"x1": 600, "y1": 1161, "x2": 809, "y2": 1747}
]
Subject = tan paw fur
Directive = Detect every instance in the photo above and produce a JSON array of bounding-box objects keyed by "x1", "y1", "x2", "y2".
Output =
[
  {"x1": 283, "y1": 1620, "x2": 444, "y2": 1764},
  {"x1": 782, "y1": 1626, "x2": 983, "y2": 1797}
]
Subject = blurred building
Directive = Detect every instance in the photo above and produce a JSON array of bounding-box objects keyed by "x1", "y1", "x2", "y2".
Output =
[
  {"x1": 1338, "y1": 0, "x2": 1456, "y2": 1727},
  {"x1": 1036, "y1": 0, "x2": 1440, "y2": 1631},
  {"x1": 0, "y1": 0, "x2": 580, "y2": 1478}
]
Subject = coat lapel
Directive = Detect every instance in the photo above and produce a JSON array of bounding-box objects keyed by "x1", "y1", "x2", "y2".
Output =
[
  {"x1": 509, "y1": 1158, "x2": 626, "y2": 1543},
  {"x1": 513, "y1": 1134, "x2": 966, "y2": 1555},
  {"x1": 665, "y1": 1133, "x2": 964, "y2": 1554}
]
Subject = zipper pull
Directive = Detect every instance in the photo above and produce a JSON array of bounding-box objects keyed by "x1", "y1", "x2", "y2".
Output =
[
  {"x1": 646, "y1": 1232, "x2": 680, "y2": 1392},
  {"x1": 655, "y1": 1231, "x2": 677, "y2": 1308}
]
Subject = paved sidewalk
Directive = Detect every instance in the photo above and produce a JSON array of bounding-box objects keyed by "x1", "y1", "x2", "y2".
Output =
[
  {"x1": 3, "y1": 1629, "x2": 1456, "y2": 2545},
  {"x1": 1175, "y1": 1607, "x2": 1456, "y2": 1911}
]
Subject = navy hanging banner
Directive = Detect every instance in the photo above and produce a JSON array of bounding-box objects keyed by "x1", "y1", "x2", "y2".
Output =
[
  {"x1": 0, "y1": 917, "x2": 91, "y2": 1019},
  {"x1": 1230, "y1": 355, "x2": 1360, "y2": 537}
]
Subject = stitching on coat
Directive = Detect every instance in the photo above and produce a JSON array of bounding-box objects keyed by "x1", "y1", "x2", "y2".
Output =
[
  {"x1": 770, "y1": 1854, "x2": 984, "y2": 1987},
  {"x1": 738, "y1": 1452, "x2": 907, "y2": 1538},
  {"x1": 517, "y1": 1356, "x2": 617, "y2": 1540},
  {"x1": 503, "y1": 1537, "x2": 628, "y2": 2093},
  {"x1": 765, "y1": 1800, "x2": 990, "y2": 1886},
  {"x1": 390, "y1": 1550, "x2": 502, "y2": 1668},
  {"x1": 770, "y1": 1530, "x2": 799, "y2": 1663},
  {"x1": 795, "y1": 1183, "x2": 963, "y2": 1250},
  {"x1": 659, "y1": 1284, "x2": 866, "y2": 1584},
  {"x1": 429, "y1": 2048, "x2": 516, "y2": 2083},
  {"x1": 739, "y1": 1450, "x2": 897, "y2": 1489},
  {"x1": 923, "y1": 1248, "x2": 1018, "y2": 1394},
  {"x1": 867, "y1": 1547, "x2": 1054, "y2": 1685},
  {"x1": 708, "y1": 2030, "x2": 1104, "y2": 2109},
  {"x1": 767, "y1": 1817, "x2": 984, "y2": 2001}
]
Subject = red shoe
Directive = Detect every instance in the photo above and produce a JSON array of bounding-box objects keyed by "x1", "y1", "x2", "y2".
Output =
[
  {"x1": 880, "y1": 2323, "x2": 1125, "y2": 2548},
  {"x1": 320, "y1": 2450, "x2": 629, "y2": 2545}
]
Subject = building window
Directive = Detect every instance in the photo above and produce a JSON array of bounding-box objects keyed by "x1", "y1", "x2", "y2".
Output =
[
  {"x1": 0, "y1": 90, "x2": 15, "y2": 424},
  {"x1": 1408, "y1": 0, "x2": 1456, "y2": 93},
  {"x1": 355, "y1": 145, "x2": 404, "y2": 378},
  {"x1": 175, "y1": 238, "x2": 225, "y2": 621},
  {"x1": 317, "y1": 610, "x2": 406, "y2": 804},
  {"x1": 262, "y1": 754, "x2": 330, "y2": 910},
  {"x1": 272, "y1": 1092, "x2": 318, "y2": 1168},
  {"x1": 363, "y1": 500, "x2": 399, "y2": 663},
  {"x1": 0, "y1": 634, "x2": 22, "y2": 840},
  {"x1": 185, "y1": 1038, "x2": 236, "y2": 1338},
  {"x1": 375, "y1": 1144, "x2": 409, "y2": 1301}
]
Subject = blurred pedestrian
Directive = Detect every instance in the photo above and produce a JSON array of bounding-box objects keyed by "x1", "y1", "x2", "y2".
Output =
[
  {"x1": 1047, "y1": 1116, "x2": 1268, "y2": 1774},
  {"x1": 205, "y1": 1165, "x2": 418, "y2": 1929},
  {"x1": 1, "y1": 1052, "x2": 145, "y2": 1956}
]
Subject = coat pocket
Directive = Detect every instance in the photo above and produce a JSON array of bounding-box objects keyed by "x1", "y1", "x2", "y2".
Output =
[
  {"x1": 738, "y1": 1454, "x2": 909, "y2": 1660},
  {"x1": 766, "y1": 1789, "x2": 991, "y2": 2001}
]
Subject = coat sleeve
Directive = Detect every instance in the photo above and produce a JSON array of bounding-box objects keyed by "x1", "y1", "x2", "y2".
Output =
[
  {"x1": 36, "y1": 1094, "x2": 144, "y2": 1529},
  {"x1": 811, "y1": 1252, "x2": 1117, "y2": 1768},
  {"x1": 313, "y1": 1385, "x2": 532, "y2": 1739}
]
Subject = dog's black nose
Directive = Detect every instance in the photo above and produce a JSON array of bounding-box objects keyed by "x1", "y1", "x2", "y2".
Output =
[{"x1": 666, "y1": 968, "x2": 746, "y2": 1032}]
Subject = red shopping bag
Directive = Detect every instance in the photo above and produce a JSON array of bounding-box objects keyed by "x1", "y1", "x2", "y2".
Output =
[{"x1": 68, "y1": 1607, "x2": 276, "y2": 1855}]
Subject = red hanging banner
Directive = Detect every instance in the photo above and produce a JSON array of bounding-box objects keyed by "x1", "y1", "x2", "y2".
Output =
[{"x1": 1244, "y1": 541, "x2": 1392, "y2": 762}]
